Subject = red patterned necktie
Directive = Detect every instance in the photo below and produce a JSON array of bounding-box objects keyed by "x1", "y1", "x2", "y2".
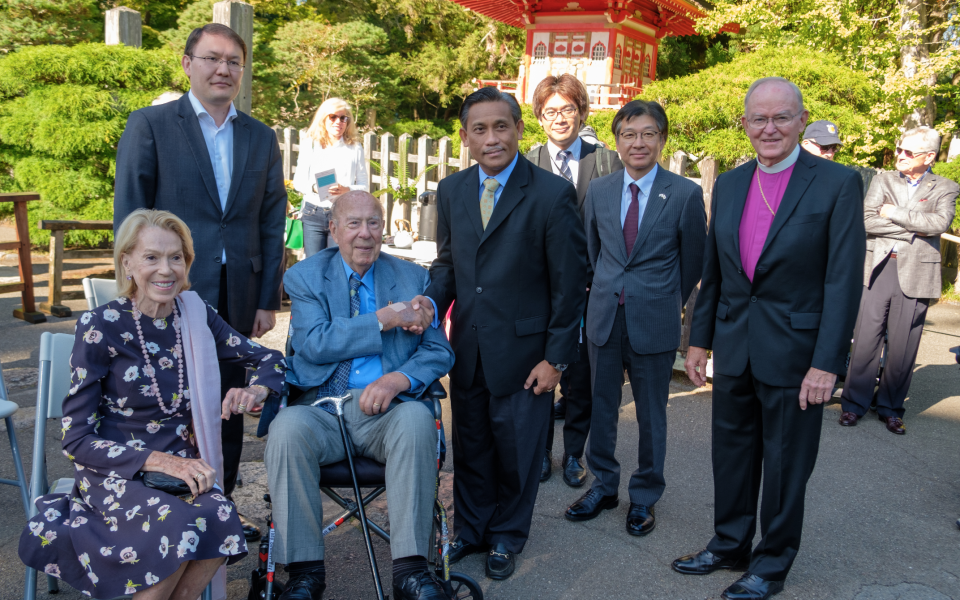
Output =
[{"x1": 620, "y1": 183, "x2": 640, "y2": 306}]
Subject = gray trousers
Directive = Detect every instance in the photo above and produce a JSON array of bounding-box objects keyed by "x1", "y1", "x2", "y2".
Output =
[
  {"x1": 264, "y1": 390, "x2": 436, "y2": 563},
  {"x1": 586, "y1": 305, "x2": 675, "y2": 506}
]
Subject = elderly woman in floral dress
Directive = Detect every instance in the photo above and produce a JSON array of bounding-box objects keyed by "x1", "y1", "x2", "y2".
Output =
[{"x1": 19, "y1": 209, "x2": 285, "y2": 600}]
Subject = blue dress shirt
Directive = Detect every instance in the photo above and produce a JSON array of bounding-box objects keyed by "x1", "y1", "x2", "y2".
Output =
[
  {"x1": 341, "y1": 258, "x2": 422, "y2": 393},
  {"x1": 621, "y1": 163, "x2": 659, "y2": 231},
  {"x1": 477, "y1": 151, "x2": 519, "y2": 206}
]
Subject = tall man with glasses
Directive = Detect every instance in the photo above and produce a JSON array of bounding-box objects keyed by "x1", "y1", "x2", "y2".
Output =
[
  {"x1": 525, "y1": 74, "x2": 623, "y2": 487},
  {"x1": 114, "y1": 23, "x2": 287, "y2": 542},
  {"x1": 564, "y1": 100, "x2": 706, "y2": 536},
  {"x1": 674, "y1": 77, "x2": 865, "y2": 600},
  {"x1": 839, "y1": 127, "x2": 958, "y2": 434}
]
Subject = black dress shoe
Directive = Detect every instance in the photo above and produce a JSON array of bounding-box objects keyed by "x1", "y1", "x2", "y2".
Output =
[
  {"x1": 553, "y1": 399, "x2": 566, "y2": 420},
  {"x1": 541, "y1": 451, "x2": 552, "y2": 482},
  {"x1": 838, "y1": 411, "x2": 859, "y2": 426},
  {"x1": 278, "y1": 571, "x2": 325, "y2": 600},
  {"x1": 393, "y1": 570, "x2": 447, "y2": 600},
  {"x1": 721, "y1": 573, "x2": 785, "y2": 599},
  {"x1": 561, "y1": 454, "x2": 586, "y2": 487},
  {"x1": 485, "y1": 543, "x2": 515, "y2": 580},
  {"x1": 626, "y1": 503, "x2": 655, "y2": 536},
  {"x1": 671, "y1": 549, "x2": 749, "y2": 575},
  {"x1": 447, "y1": 537, "x2": 486, "y2": 564},
  {"x1": 565, "y1": 488, "x2": 618, "y2": 521},
  {"x1": 880, "y1": 414, "x2": 906, "y2": 434},
  {"x1": 239, "y1": 513, "x2": 262, "y2": 542}
]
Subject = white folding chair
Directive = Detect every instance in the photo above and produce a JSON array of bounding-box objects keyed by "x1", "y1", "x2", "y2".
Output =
[
  {"x1": 0, "y1": 359, "x2": 31, "y2": 517},
  {"x1": 81, "y1": 277, "x2": 118, "y2": 311}
]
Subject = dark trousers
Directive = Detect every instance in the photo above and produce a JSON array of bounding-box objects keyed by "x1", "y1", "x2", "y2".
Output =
[
  {"x1": 586, "y1": 305, "x2": 674, "y2": 506},
  {"x1": 841, "y1": 255, "x2": 928, "y2": 419},
  {"x1": 707, "y1": 361, "x2": 824, "y2": 581},
  {"x1": 301, "y1": 207, "x2": 332, "y2": 258},
  {"x1": 546, "y1": 326, "x2": 592, "y2": 458},
  {"x1": 218, "y1": 267, "x2": 249, "y2": 498},
  {"x1": 450, "y1": 355, "x2": 550, "y2": 553}
]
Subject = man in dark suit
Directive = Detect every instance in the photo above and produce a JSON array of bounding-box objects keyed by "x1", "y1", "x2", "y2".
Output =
[
  {"x1": 416, "y1": 87, "x2": 587, "y2": 580},
  {"x1": 674, "y1": 77, "x2": 865, "y2": 600},
  {"x1": 113, "y1": 24, "x2": 287, "y2": 540},
  {"x1": 524, "y1": 74, "x2": 623, "y2": 487},
  {"x1": 564, "y1": 100, "x2": 706, "y2": 536}
]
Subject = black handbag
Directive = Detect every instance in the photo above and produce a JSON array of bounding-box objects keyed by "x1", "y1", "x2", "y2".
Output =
[{"x1": 142, "y1": 472, "x2": 192, "y2": 497}]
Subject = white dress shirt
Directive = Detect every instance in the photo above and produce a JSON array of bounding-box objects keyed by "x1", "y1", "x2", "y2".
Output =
[
  {"x1": 292, "y1": 134, "x2": 368, "y2": 208},
  {"x1": 187, "y1": 90, "x2": 237, "y2": 263},
  {"x1": 546, "y1": 137, "x2": 582, "y2": 187},
  {"x1": 621, "y1": 163, "x2": 659, "y2": 230}
]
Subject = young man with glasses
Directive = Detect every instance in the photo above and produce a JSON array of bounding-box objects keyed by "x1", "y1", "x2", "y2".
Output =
[
  {"x1": 565, "y1": 100, "x2": 706, "y2": 540},
  {"x1": 115, "y1": 24, "x2": 287, "y2": 544},
  {"x1": 839, "y1": 127, "x2": 958, "y2": 435},
  {"x1": 525, "y1": 75, "x2": 623, "y2": 487}
]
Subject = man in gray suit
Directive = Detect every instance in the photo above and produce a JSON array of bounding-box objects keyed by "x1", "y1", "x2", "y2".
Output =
[
  {"x1": 113, "y1": 24, "x2": 287, "y2": 538},
  {"x1": 564, "y1": 100, "x2": 706, "y2": 535},
  {"x1": 840, "y1": 126, "x2": 959, "y2": 434},
  {"x1": 266, "y1": 191, "x2": 454, "y2": 600}
]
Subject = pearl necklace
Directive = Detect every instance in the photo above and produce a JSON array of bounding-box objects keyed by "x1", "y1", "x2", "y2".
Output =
[{"x1": 132, "y1": 298, "x2": 184, "y2": 415}]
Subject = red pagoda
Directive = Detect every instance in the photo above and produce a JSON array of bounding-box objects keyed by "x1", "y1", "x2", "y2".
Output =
[{"x1": 453, "y1": 0, "x2": 737, "y2": 107}]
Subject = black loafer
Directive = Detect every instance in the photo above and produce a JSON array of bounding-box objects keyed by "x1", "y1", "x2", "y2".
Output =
[
  {"x1": 393, "y1": 570, "x2": 447, "y2": 600},
  {"x1": 565, "y1": 488, "x2": 618, "y2": 521},
  {"x1": 672, "y1": 549, "x2": 749, "y2": 575},
  {"x1": 239, "y1": 513, "x2": 262, "y2": 542},
  {"x1": 626, "y1": 503, "x2": 655, "y2": 536},
  {"x1": 554, "y1": 399, "x2": 566, "y2": 420},
  {"x1": 721, "y1": 573, "x2": 785, "y2": 599},
  {"x1": 485, "y1": 543, "x2": 515, "y2": 580},
  {"x1": 562, "y1": 454, "x2": 586, "y2": 487},
  {"x1": 278, "y1": 571, "x2": 326, "y2": 600},
  {"x1": 447, "y1": 537, "x2": 486, "y2": 564},
  {"x1": 541, "y1": 451, "x2": 552, "y2": 482}
]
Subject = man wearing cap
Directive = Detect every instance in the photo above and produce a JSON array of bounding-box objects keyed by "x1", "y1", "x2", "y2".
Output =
[
  {"x1": 839, "y1": 126, "x2": 959, "y2": 434},
  {"x1": 802, "y1": 120, "x2": 877, "y2": 194}
]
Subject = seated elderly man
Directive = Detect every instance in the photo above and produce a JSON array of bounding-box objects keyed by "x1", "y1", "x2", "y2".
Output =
[{"x1": 266, "y1": 191, "x2": 453, "y2": 600}]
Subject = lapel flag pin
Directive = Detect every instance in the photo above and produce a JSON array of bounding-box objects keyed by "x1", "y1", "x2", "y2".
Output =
[{"x1": 659, "y1": 193, "x2": 666, "y2": 199}]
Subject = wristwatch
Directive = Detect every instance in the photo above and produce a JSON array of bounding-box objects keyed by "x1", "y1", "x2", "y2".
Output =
[
  {"x1": 377, "y1": 318, "x2": 384, "y2": 332},
  {"x1": 549, "y1": 362, "x2": 568, "y2": 372}
]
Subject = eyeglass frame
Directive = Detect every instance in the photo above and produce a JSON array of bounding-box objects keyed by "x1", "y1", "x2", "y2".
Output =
[
  {"x1": 743, "y1": 112, "x2": 801, "y2": 130},
  {"x1": 807, "y1": 140, "x2": 840, "y2": 153},
  {"x1": 186, "y1": 55, "x2": 245, "y2": 73},
  {"x1": 618, "y1": 130, "x2": 663, "y2": 144},
  {"x1": 326, "y1": 114, "x2": 351, "y2": 124},
  {"x1": 540, "y1": 106, "x2": 578, "y2": 121},
  {"x1": 895, "y1": 146, "x2": 934, "y2": 159}
]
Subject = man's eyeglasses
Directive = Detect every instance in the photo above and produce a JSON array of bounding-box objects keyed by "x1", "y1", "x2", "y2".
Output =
[
  {"x1": 811, "y1": 142, "x2": 839, "y2": 153},
  {"x1": 619, "y1": 130, "x2": 661, "y2": 143},
  {"x1": 541, "y1": 106, "x2": 578, "y2": 120},
  {"x1": 745, "y1": 113, "x2": 799, "y2": 130},
  {"x1": 327, "y1": 115, "x2": 351, "y2": 124},
  {"x1": 188, "y1": 55, "x2": 244, "y2": 73},
  {"x1": 895, "y1": 147, "x2": 930, "y2": 159}
]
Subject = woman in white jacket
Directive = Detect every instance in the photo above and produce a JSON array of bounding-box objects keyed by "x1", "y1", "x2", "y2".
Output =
[{"x1": 292, "y1": 98, "x2": 368, "y2": 256}]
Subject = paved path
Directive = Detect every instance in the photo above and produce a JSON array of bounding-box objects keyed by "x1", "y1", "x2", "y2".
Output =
[{"x1": 1, "y1": 288, "x2": 958, "y2": 599}]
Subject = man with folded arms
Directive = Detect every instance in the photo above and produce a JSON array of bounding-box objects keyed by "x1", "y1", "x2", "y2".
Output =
[
  {"x1": 675, "y1": 77, "x2": 865, "y2": 600},
  {"x1": 839, "y1": 127, "x2": 958, "y2": 434}
]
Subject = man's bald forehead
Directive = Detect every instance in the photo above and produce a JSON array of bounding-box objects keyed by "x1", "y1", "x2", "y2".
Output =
[
  {"x1": 332, "y1": 190, "x2": 383, "y2": 222},
  {"x1": 744, "y1": 77, "x2": 804, "y2": 113}
]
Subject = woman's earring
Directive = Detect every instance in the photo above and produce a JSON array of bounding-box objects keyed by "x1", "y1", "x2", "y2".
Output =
[{"x1": 126, "y1": 276, "x2": 132, "y2": 280}]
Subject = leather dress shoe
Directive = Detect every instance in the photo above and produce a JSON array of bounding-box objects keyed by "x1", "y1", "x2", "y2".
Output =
[
  {"x1": 565, "y1": 488, "x2": 618, "y2": 521},
  {"x1": 721, "y1": 573, "x2": 785, "y2": 600},
  {"x1": 553, "y1": 399, "x2": 566, "y2": 420},
  {"x1": 239, "y1": 513, "x2": 261, "y2": 542},
  {"x1": 278, "y1": 571, "x2": 325, "y2": 600},
  {"x1": 485, "y1": 543, "x2": 515, "y2": 580},
  {"x1": 393, "y1": 570, "x2": 447, "y2": 600},
  {"x1": 839, "y1": 411, "x2": 859, "y2": 426},
  {"x1": 447, "y1": 537, "x2": 486, "y2": 564},
  {"x1": 562, "y1": 454, "x2": 586, "y2": 487},
  {"x1": 880, "y1": 414, "x2": 905, "y2": 434},
  {"x1": 541, "y1": 451, "x2": 552, "y2": 482},
  {"x1": 626, "y1": 503, "x2": 655, "y2": 536},
  {"x1": 671, "y1": 549, "x2": 749, "y2": 575}
]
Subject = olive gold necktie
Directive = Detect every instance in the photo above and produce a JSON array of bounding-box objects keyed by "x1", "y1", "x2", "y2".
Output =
[{"x1": 480, "y1": 177, "x2": 500, "y2": 229}]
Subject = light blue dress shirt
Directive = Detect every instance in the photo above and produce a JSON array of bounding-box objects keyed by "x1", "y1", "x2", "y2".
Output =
[
  {"x1": 621, "y1": 163, "x2": 659, "y2": 231},
  {"x1": 477, "y1": 151, "x2": 519, "y2": 205},
  {"x1": 340, "y1": 258, "x2": 422, "y2": 393},
  {"x1": 187, "y1": 90, "x2": 237, "y2": 263}
]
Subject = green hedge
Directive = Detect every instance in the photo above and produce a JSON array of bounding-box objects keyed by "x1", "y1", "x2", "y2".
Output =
[{"x1": 932, "y1": 158, "x2": 960, "y2": 232}]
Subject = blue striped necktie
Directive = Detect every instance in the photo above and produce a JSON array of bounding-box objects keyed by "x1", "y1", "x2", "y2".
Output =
[{"x1": 316, "y1": 275, "x2": 363, "y2": 412}]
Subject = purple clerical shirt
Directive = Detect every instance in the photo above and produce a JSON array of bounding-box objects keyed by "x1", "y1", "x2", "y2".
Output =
[{"x1": 739, "y1": 162, "x2": 796, "y2": 281}]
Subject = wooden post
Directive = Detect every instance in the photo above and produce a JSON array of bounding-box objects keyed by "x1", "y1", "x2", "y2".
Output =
[
  {"x1": 460, "y1": 142, "x2": 472, "y2": 170},
  {"x1": 37, "y1": 220, "x2": 114, "y2": 318},
  {"x1": 213, "y1": 1, "x2": 253, "y2": 115},
  {"x1": 669, "y1": 150, "x2": 689, "y2": 176},
  {"x1": 105, "y1": 6, "x2": 142, "y2": 48},
  {"x1": 437, "y1": 137, "x2": 452, "y2": 181},
  {"x1": 699, "y1": 156, "x2": 719, "y2": 225},
  {"x1": 397, "y1": 134, "x2": 413, "y2": 226},
  {"x1": 363, "y1": 132, "x2": 376, "y2": 192},
  {"x1": 0, "y1": 194, "x2": 45, "y2": 323},
  {"x1": 281, "y1": 127, "x2": 294, "y2": 181},
  {"x1": 380, "y1": 132, "x2": 395, "y2": 233}
]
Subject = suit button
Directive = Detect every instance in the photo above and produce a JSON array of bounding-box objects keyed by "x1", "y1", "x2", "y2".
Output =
[
  {"x1": 738, "y1": 268, "x2": 743, "y2": 274},
  {"x1": 221, "y1": 223, "x2": 226, "y2": 229},
  {"x1": 215, "y1": 257, "x2": 222, "y2": 263},
  {"x1": 472, "y1": 325, "x2": 477, "y2": 330},
  {"x1": 476, "y1": 287, "x2": 482, "y2": 294},
  {"x1": 750, "y1": 296, "x2": 757, "y2": 303}
]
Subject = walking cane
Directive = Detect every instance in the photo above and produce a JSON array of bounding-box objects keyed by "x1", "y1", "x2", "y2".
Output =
[{"x1": 313, "y1": 393, "x2": 386, "y2": 600}]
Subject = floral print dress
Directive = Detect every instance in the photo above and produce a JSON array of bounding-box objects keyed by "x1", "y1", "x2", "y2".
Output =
[{"x1": 19, "y1": 297, "x2": 285, "y2": 599}]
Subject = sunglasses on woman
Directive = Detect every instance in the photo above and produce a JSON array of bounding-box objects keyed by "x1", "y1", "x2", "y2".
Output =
[{"x1": 327, "y1": 115, "x2": 350, "y2": 124}]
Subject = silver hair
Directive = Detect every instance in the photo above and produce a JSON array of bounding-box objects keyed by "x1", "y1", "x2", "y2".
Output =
[
  {"x1": 743, "y1": 77, "x2": 805, "y2": 113},
  {"x1": 900, "y1": 126, "x2": 941, "y2": 154}
]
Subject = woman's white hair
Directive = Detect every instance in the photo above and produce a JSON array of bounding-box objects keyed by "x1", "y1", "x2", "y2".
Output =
[{"x1": 900, "y1": 126, "x2": 941, "y2": 154}]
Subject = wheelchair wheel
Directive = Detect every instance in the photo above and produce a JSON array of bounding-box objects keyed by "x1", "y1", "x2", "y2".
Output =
[
  {"x1": 446, "y1": 572, "x2": 483, "y2": 600},
  {"x1": 248, "y1": 572, "x2": 285, "y2": 600}
]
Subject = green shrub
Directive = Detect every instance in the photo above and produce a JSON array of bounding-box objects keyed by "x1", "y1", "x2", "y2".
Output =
[{"x1": 932, "y1": 158, "x2": 960, "y2": 232}]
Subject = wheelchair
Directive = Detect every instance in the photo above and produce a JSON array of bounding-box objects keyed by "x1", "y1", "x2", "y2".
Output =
[{"x1": 248, "y1": 376, "x2": 483, "y2": 600}]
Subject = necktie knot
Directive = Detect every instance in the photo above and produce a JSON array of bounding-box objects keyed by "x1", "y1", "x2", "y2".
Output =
[
  {"x1": 629, "y1": 182, "x2": 640, "y2": 200},
  {"x1": 483, "y1": 177, "x2": 500, "y2": 193}
]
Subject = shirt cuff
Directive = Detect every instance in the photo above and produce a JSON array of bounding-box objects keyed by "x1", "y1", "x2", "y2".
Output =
[
  {"x1": 398, "y1": 371, "x2": 424, "y2": 394},
  {"x1": 425, "y1": 296, "x2": 440, "y2": 329}
]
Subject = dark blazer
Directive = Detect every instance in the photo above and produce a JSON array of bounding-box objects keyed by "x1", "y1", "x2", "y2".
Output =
[
  {"x1": 585, "y1": 166, "x2": 707, "y2": 354},
  {"x1": 689, "y1": 149, "x2": 866, "y2": 387},
  {"x1": 113, "y1": 93, "x2": 287, "y2": 333},
  {"x1": 424, "y1": 154, "x2": 588, "y2": 397},
  {"x1": 526, "y1": 141, "x2": 623, "y2": 219}
]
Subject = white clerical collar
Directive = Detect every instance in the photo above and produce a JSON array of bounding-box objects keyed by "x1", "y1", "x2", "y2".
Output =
[{"x1": 757, "y1": 144, "x2": 800, "y2": 174}]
